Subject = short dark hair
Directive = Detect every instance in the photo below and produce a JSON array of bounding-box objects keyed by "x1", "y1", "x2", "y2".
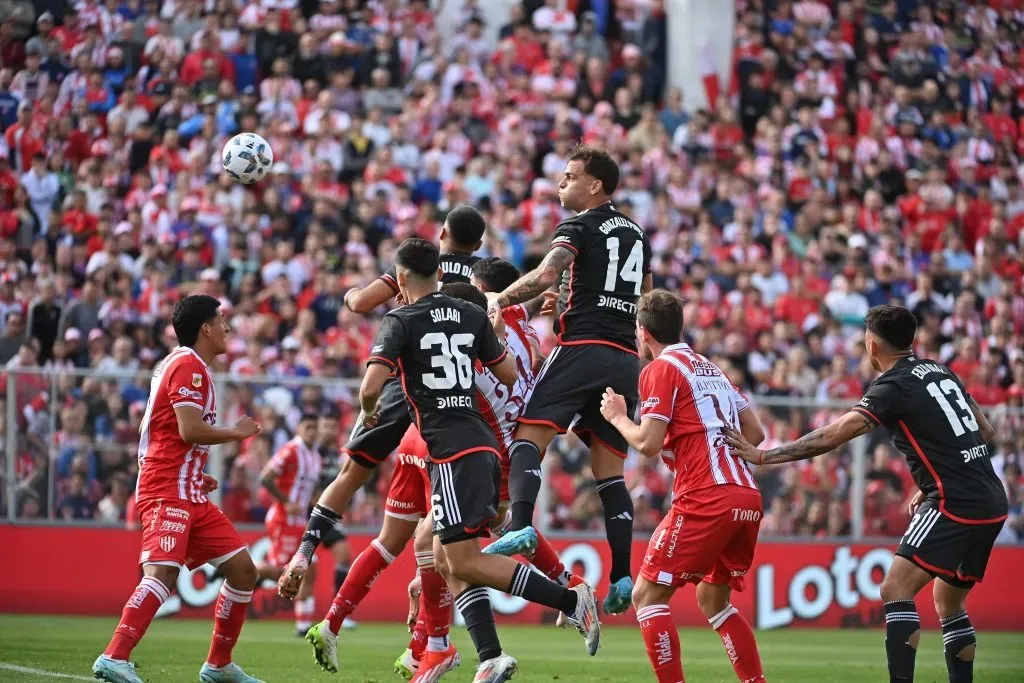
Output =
[
  {"x1": 865, "y1": 304, "x2": 917, "y2": 351},
  {"x1": 444, "y1": 205, "x2": 487, "y2": 247},
  {"x1": 567, "y1": 144, "x2": 620, "y2": 195},
  {"x1": 441, "y1": 282, "x2": 488, "y2": 310},
  {"x1": 637, "y1": 289, "x2": 683, "y2": 345},
  {"x1": 395, "y1": 238, "x2": 440, "y2": 278},
  {"x1": 172, "y1": 294, "x2": 221, "y2": 347},
  {"x1": 471, "y1": 257, "x2": 520, "y2": 292},
  {"x1": 299, "y1": 412, "x2": 319, "y2": 424}
]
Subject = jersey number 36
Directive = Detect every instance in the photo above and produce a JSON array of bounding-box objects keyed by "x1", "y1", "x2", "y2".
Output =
[{"x1": 421, "y1": 332, "x2": 474, "y2": 390}]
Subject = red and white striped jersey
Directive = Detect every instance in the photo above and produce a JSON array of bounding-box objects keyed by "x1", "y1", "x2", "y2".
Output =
[
  {"x1": 136, "y1": 347, "x2": 217, "y2": 504},
  {"x1": 475, "y1": 305, "x2": 538, "y2": 452},
  {"x1": 265, "y1": 437, "x2": 322, "y2": 527},
  {"x1": 638, "y1": 343, "x2": 758, "y2": 500}
]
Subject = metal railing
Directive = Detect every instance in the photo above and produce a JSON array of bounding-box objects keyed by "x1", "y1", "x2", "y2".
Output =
[{"x1": 3, "y1": 366, "x2": 1021, "y2": 543}]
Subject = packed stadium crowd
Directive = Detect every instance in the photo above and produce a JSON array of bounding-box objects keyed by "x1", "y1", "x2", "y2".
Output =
[{"x1": 0, "y1": 0, "x2": 1022, "y2": 542}]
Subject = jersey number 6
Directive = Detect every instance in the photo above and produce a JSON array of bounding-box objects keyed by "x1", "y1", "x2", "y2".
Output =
[{"x1": 421, "y1": 332, "x2": 475, "y2": 390}]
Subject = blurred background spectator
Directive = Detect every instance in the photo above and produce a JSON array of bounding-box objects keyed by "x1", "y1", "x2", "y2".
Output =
[{"x1": 0, "y1": 0, "x2": 1021, "y2": 543}]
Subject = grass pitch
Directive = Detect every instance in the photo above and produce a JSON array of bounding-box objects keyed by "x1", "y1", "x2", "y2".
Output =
[{"x1": 0, "y1": 614, "x2": 1022, "y2": 682}]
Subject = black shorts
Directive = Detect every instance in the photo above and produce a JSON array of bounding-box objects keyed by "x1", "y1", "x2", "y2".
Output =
[
  {"x1": 343, "y1": 377, "x2": 411, "y2": 468},
  {"x1": 896, "y1": 500, "x2": 1005, "y2": 588},
  {"x1": 321, "y1": 525, "x2": 348, "y2": 548},
  {"x1": 519, "y1": 343, "x2": 639, "y2": 457},
  {"x1": 429, "y1": 450, "x2": 500, "y2": 545}
]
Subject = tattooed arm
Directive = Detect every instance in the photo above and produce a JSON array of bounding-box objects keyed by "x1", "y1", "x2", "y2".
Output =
[
  {"x1": 491, "y1": 246, "x2": 575, "y2": 310},
  {"x1": 723, "y1": 411, "x2": 876, "y2": 466}
]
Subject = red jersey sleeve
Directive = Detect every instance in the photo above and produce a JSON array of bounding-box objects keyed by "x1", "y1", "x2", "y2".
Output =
[
  {"x1": 638, "y1": 359, "x2": 679, "y2": 423},
  {"x1": 267, "y1": 442, "x2": 296, "y2": 475},
  {"x1": 165, "y1": 357, "x2": 210, "y2": 411}
]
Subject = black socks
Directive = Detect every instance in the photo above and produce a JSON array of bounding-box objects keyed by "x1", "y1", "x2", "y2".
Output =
[
  {"x1": 507, "y1": 563, "x2": 578, "y2": 615},
  {"x1": 884, "y1": 599, "x2": 920, "y2": 683},
  {"x1": 297, "y1": 504, "x2": 340, "y2": 562},
  {"x1": 941, "y1": 610, "x2": 976, "y2": 683},
  {"x1": 596, "y1": 476, "x2": 633, "y2": 582},
  {"x1": 455, "y1": 586, "x2": 502, "y2": 663},
  {"x1": 507, "y1": 440, "x2": 543, "y2": 530}
]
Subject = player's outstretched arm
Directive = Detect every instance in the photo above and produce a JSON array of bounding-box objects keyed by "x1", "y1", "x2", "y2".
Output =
[
  {"x1": 599, "y1": 388, "x2": 668, "y2": 457},
  {"x1": 491, "y1": 246, "x2": 575, "y2": 310},
  {"x1": 175, "y1": 406, "x2": 261, "y2": 445},
  {"x1": 345, "y1": 278, "x2": 398, "y2": 313},
  {"x1": 967, "y1": 395, "x2": 995, "y2": 443},
  {"x1": 724, "y1": 411, "x2": 874, "y2": 466}
]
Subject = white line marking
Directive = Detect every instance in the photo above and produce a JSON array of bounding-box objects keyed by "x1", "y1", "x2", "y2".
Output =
[{"x1": 0, "y1": 663, "x2": 95, "y2": 681}]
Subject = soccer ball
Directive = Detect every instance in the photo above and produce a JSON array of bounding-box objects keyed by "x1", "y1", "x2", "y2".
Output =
[{"x1": 222, "y1": 133, "x2": 273, "y2": 184}]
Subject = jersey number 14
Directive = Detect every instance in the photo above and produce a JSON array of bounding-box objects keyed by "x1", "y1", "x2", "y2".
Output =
[
  {"x1": 421, "y1": 332, "x2": 474, "y2": 390},
  {"x1": 926, "y1": 379, "x2": 979, "y2": 437},
  {"x1": 603, "y1": 237, "x2": 644, "y2": 295}
]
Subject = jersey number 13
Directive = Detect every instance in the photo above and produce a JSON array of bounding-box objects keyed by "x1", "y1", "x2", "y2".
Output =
[{"x1": 926, "y1": 379, "x2": 979, "y2": 437}]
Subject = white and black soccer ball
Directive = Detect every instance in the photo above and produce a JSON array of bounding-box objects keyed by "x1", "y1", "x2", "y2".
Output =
[{"x1": 221, "y1": 133, "x2": 273, "y2": 184}]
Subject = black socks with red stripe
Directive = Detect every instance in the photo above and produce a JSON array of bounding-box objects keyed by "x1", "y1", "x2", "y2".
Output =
[
  {"x1": 297, "y1": 504, "x2": 340, "y2": 563},
  {"x1": 507, "y1": 440, "x2": 543, "y2": 531},
  {"x1": 884, "y1": 599, "x2": 919, "y2": 683},
  {"x1": 596, "y1": 475, "x2": 634, "y2": 582}
]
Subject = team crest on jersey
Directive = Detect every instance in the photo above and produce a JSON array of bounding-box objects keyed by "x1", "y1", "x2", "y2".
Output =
[
  {"x1": 159, "y1": 536, "x2": 176, "y2": 553},
  {"x1": 192, "y1": 373, "x2": 203, "y2": 388}
]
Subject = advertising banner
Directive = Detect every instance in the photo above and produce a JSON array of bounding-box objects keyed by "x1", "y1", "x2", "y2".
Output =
[{"x1": 3, "y1": 526, "x2": 1023, "y2": 630}]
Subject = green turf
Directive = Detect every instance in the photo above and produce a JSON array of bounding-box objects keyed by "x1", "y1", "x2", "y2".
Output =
[{"x1": 0, "y1": 614, "x2": 1022, "y2": 682}]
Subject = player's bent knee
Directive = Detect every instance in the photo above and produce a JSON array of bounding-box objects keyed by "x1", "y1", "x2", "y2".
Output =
[
  {"x1": 695, "y1": 583, "x2": 729, "y2": 618},
  {"x1": 143, "y1": 563, "x2": 179, "y2": 588},
  {"x1": 221, "y1": 552, "x2": 258, "y2": 590}
]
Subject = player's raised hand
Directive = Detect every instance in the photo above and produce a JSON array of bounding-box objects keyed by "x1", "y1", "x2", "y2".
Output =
[
  {"x1": 722, "y1": 426, "x2": 761, "y2": 464},
  {"x1": 539, "y1": 291, "x2": 558, "y2": 316},
  {"x1": 908, "y1": 489, "x2": 925, "y2": 516},
  {"x1": 361, "y1": 403, "x2": 381, "y2": 429},
  {"x1": 406, "y1": 574, "x2": 422, "y2": 631},
  {"x1": 485, "y1": 291, "x2": 503, "y2": 315},
  {"x1": 599, "y1": 387, "x2": 627, "y2": 423},
  {"x1": 234, "y1": 415, "x2": 262, "y2": 439},
  {"x1": 201, "y1": 473, "x2": 219, "y2": 494},
  {"x1": 489, "y1": 305, "x2": 506, "y2": 337}
]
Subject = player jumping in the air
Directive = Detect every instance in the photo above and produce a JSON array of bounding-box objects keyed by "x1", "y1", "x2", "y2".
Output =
[
  {"x1": 725, "y1": 304, "x2": 1007, "y2": 683},
  {"x1": 277, "y1": 206, "x2": 486, "y2": 602},
  {"x1": 600, "y1": 290, "x2": 767, "y2": 683},
  {"x1": 484, "y1": 145, "x2": 652, "y2": 614},
  {"x1": 257, "y1": 413, "x2": 322, "y2": 636},
  {"x1": 353, "y1": 239, "x2": 601, "y2": 682},
  {"x1": 92, "y1": 295, "x2": 264, "y2": 683}
]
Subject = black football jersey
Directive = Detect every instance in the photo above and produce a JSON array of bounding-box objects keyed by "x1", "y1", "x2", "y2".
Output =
[
  {"x1": 852, "y1": 355, "x2": 1008, "y2": 522},
  {"x1": 550, "y1": 203, "x2": 652, "y2": 353},
  {"x1": 367, "y1": 292, "x2": 506, "y2": 462},
  {"x1": 380, "y1": 252, "x2": 480, "y2": 293}
]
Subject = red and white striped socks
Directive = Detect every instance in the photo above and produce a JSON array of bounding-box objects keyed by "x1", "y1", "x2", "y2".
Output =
[
  {"x1": 104, "y1": 576, "x2": 170, "y2": 661},
  {"x1": 636, "y1": 603, "x2": 684, "y2": 683},
  {"x1": 207, "y1": 583, "x2": 253, "y2": 668},
  {"x1": 708, "y1": 604, "x2": 765, "y2": 683},
  {"x1": 294, "y1": 596, "x2": 315, "y2": 633},
  {"x1": 327, "y1": 539, "x2": 395, "y2": 635},
  {"x1": 415, "y1": 551, "x2": 453, "y2": 653}
]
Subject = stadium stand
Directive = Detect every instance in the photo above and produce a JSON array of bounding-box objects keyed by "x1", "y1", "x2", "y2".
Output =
[{"x1": 0, "y1": 0, "x2": 1021, "y2": 544}]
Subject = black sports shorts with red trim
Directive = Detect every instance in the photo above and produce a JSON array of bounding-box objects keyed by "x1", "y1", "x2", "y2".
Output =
[
  {"x1": 519, "y1": 343, "x2": 639, "y2": 457},
  {"x1": 343, "y1": 377, "x2": 410, "y2": 469},
  {"x1": 896, "y1": 498, "x2": 1005, "y2": 588},
  {"x1": 429, "y1": 450, "x2": 500, "y2": 545}
]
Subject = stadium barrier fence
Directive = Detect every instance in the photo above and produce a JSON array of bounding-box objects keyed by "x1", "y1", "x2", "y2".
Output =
[{"x1": 4, "y1": 367, "x2": 1022, "y2": 544}]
